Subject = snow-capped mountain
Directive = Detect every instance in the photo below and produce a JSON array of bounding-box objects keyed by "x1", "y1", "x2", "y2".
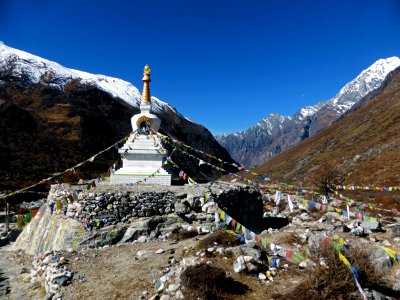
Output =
[
  {"x1": 0, "y1": 41, "x2": 181, "y2": 116},
  {"x1": 0, "y1": 42, "x2": 235, "y2": 187},
  {"x1": 216, "y1": 57, "x2": 400, "y2": 168}
]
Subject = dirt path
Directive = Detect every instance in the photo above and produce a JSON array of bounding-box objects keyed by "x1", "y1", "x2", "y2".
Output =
[
  {"x1": 62, "y1": 239, "x2": 197, "y2": 300},
  {"x1": 0, "y1": 244, "x2": 46, "y2": 299}
]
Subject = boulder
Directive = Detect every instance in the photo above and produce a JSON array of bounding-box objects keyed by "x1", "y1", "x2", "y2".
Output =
[
  {"x1": 391, "y1": 225, "x2": 400, "y2": 237},
  {"x1": 174, "y1": 202, "x2": 190, "y2": 215},
  {"x1": 360, "y1": 221, "x2": 382, "y2": 232},
  {"x1": 308, "y1": 233, "x2": 325, "y2": 251},
  {"x1": 369, "y1": 248, "x2": 393, "y2": 270},
  {"x1": 226, "y1": 244, "x2": 262, "y2": 261}
]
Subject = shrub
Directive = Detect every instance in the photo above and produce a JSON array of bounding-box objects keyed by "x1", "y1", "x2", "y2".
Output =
[
  {"x1": 197, "y1": 230, "x2": 240, "y2": 249},
  {"x1": 276, "y1": 243, "x2": 384, "y2": 299},
  {"x1": 347, "y1": 245, "x2": 384, "y2": 288},
  {"x1": 16, "y1": 215, "x2": 25, "y2": 230},
  {"x1": 310, "y1": 160, "x2": 345, "y2": 195},
  {"x1": 181, "y1": 263, "x2": 226, "y2": 299},
  {"x1": 181, "y1": 263, "x2": 249, "y2": 299},
  {"x1": 169, "y1": 227, "x2": 198, "y2": 241},
  {"x1": 23, "y1": 211, "x2": 32, "y2": 224},
  {"x1": 279, "y1": 232, "x2": 306, "y2": 246}
]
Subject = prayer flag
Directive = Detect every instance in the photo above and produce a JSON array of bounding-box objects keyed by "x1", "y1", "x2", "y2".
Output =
[
  {"x1": 339, "y1": 252, "x2": 351, "y2": 268},
  {"x1": 293, "y1": 251, "x2": 304, "y2": 263},
  {"x1": 261, "y1": 237, "x2": 267, "y2": 249},
  {"x1": 236, "y1": 222, "x2": 241, "y2": 231},
  {"x1": 287, "y1": 194, "x2": 293, "y2": 212}
]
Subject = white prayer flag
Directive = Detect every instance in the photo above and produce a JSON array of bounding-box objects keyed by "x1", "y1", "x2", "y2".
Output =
[
  {"x1": 274, "y1": 191, "x2": 282, "y2": 205},
  {"x1": 288, "y1": 195, "x2": 294, "y2": 212}
]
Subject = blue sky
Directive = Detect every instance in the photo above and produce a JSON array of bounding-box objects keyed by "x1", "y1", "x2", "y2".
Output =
[{"x1": 1, "y1": 0, "x2": 400, "y2": 134}]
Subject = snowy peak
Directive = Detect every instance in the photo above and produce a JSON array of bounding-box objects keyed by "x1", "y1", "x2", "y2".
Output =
[
  {"x1": 0, "y1": 42, "x2": 182, "y2": 115},
  {"x1": 331, "y1": 56, "x2": 400, "y2": 110},
  {"x1": 216, "y1": 56, "x2": 400, "y2": 168},
  {"x1": 253, "y1": 113, "x2": 290, "y2": 135}
]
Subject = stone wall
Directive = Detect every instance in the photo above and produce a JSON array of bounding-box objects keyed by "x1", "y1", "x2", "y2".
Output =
[
  {"x1": 71, "y1": 190, "x2": 182, "y2": 228},
  {"x1": 13, "y1": 181, "x2": 266, "y2": 254}
]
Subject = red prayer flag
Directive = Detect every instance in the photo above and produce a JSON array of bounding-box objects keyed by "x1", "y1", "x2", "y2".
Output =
[
  {"x1": 231, "y1": 219, "x2": 236, "y2": 230},
  {"x1": 286, "y1": 249, "x2": 293, "y2": 261},
  {"x1": 255, "y1": 234, "x2": 261, "y2": 245}
]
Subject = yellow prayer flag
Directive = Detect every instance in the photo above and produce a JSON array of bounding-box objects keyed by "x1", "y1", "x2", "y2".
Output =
[
  {"x1": 338, "y1": 252, "x2": 351, "y2": 268},
  {"x1": 382, "y1": 247, "x2": 397, "y2": 261},
  {"x1": 219, "y1": 209, "x2": 225, "y2": 221}
]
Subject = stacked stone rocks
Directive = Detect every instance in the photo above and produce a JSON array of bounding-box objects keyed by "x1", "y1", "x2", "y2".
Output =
[
  {"x1": 30, "y1": 251, "x2": 73, "y2": 297},
  {"x1": 70, "y1": 191, "x2": 181, "y2": 229}
]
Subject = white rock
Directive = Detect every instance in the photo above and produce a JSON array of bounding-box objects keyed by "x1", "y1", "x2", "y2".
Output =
[
  {"x1": 167, "y1": 283, "x2": 180, "y2": 292},
  {"x1": 160, "y1": 275, "x2": 169, "y2": 283},
  {"x1": 181, "y1": 256, "x2": 200, "y2": 268},
  {"x1": 243, "y1": 255, "x2": 253, "y2": 262},
  {"x1": 137, "y1": 236, "x2": 147, "y2": 243},
  {"x1": 42, "y1": 256, "x2": 50, "y2": 265},
  {"x1": 137, "y1": 250, "x2": 153, "y2": 259},
  {"x1": 216, "y1": 247, "x2": 225, "y2": 255},
  {"x1": 258, "y1": 273, "x2": 267, "y2": 280},
  {"x1": 207, "y1": 247, "x2": 215, "y2": 253},
  {"x1": 155, "y1": 280, "x2": 164, "y2": 292},
  {"x1": 176, "y1": 290, "x2": 184, "y2": 299},
  {"x1": 156, "y1": 249, "x2": 165, "y2": 254},
  {"x1": 299, "y1": 261, "x2": 307, "y2": 268}
]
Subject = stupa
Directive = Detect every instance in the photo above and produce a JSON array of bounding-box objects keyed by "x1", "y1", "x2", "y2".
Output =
[{"x1": 110, "y1": 65, "x2": 172, "y2": 186}]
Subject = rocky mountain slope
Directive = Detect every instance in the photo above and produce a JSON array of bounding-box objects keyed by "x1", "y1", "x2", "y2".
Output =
[
  {"x1": 0, "y1": 42, "x2": 235, "y2": 190},
  {"x1": 253, "y1": 66, "x2": 400, "y2": 186},
  {"x1": 216, "y1": 57, "x2": 400, "y2": 168}
]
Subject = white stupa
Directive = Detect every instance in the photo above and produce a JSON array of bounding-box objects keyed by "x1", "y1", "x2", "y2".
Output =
[{"x1": 110, "y1": 65, "x2": 172, "y2": 186}]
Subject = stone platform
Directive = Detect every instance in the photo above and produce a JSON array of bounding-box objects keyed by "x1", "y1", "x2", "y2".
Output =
[{"x1": 110, "y1": 173, "x2": 172, "y2": 185}]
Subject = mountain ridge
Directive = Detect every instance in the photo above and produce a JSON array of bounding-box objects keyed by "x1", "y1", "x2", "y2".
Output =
[
  {"x1": 253, "y1": 65, "x2": 400, "y2": 186},
  {"x1": 216, "y1": 57, "x2": 400, "y2": 167}
]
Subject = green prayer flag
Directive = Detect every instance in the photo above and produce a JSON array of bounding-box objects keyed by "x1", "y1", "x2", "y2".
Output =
[
  {"x1": 236, "y1": 222, "x2": 241, "y2": 231},
  {"x1": 293, "y1": 251, "x2": 304, "y2": 263},
  {"x1": 261, "y1": 237, "x2": 267, "y2": 249}
]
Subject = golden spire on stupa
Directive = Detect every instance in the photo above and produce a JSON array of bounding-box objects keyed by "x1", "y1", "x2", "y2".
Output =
[{"x1": 141, "y1": 65, "x2": 151, "y2": 103}]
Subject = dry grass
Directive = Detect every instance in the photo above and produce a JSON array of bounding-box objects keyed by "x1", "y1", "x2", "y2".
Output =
[
  {"x1": 347, "y1": 245, "x2": 385, "y2": 289},
  {"x1": 181, "y1": 262, "x2": 250, "y2": 300},
  {"x1": 274, "y1": 243, "x2": 385, "y2": 300},
  {"x1": 278, "y1": 232, "x2": 306, "y2": 246},
  {"x1": 169, "y1": 227, "x2": 198, "y2": 241},
  {"x1": 197, "y1": 230, "x2": 240, "y2": 249}
]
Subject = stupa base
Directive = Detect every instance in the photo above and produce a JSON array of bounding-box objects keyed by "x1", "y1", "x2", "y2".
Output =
[{"x1": 110, "y1": 172, "x2": 172, "y2": 186}]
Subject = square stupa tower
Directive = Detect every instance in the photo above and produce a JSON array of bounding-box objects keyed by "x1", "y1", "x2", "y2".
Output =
[{"x1": 110, "y1": 65, "x2": 172, "y2": 186}]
